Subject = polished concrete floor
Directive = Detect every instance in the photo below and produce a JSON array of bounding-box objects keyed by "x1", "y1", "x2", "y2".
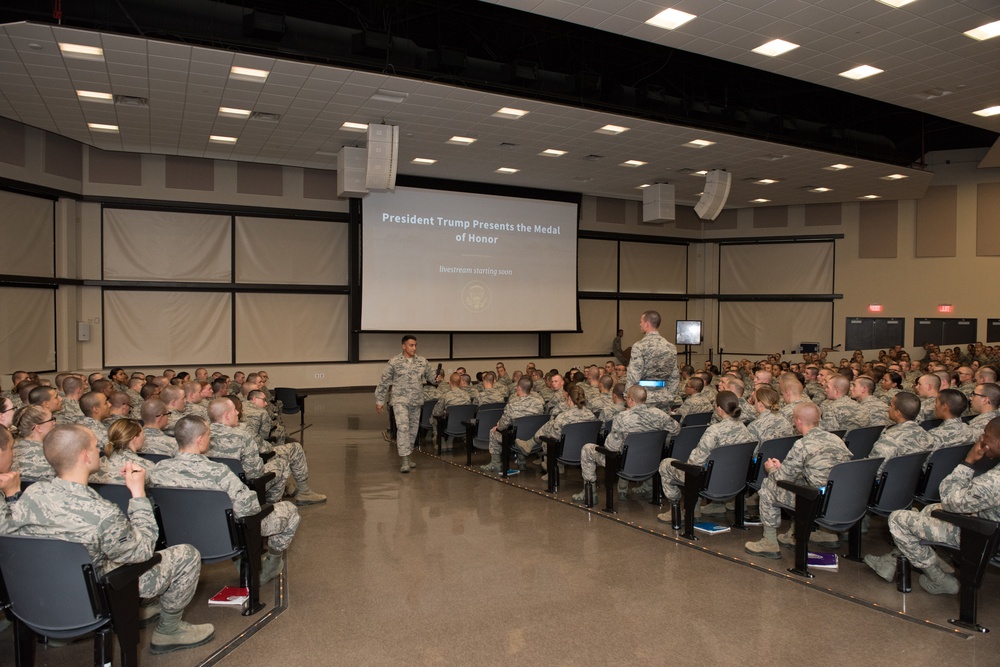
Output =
[{"x1": 5, "y1": 391, "x2": 1000, "y2": 666}]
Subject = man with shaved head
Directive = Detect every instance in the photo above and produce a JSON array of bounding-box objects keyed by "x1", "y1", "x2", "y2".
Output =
[
  {"x1": 206, "y1": 398, "x2": 289, "y2": 504},
  {"x1": 819, "y1": 374, "x2": 867, "y2": 432}
]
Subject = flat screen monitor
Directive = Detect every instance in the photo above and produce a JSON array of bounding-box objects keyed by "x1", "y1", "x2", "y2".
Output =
[{"x1": 676, "y1": 320, "x2": 702, "y2": 346}]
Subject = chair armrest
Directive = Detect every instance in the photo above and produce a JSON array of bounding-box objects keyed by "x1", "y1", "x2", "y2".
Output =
[
  {"x1": 236, "y1": 503, "x2": 275, "y2": 530},
  {"x1": 260, "y1": 451, "x2": 276, "y2": 464},
  {"x1": 670, "y1": 461, "x2": 702, "y2": 476},
  {"x1": 931, "y1": 510, "x2": 1000, "y2": 537},
  {"x1": 246, "y1": 472, "x2": 277, "y2": 506},
  {"x1": 595, "y1": 445, "x2": 612, "y2": 456},
  {"x1": 776, "y1": 479, "x2": 822, "y2": 501},
  {"x1": 102, "y1": 553, "x2": 162, "y2": 591},
  {"x1": 539, "y1": 436, "x2": 559, "y2": 446},
  {"x1": 462, "y1": 419, "x2": 476, "y2": 428}
]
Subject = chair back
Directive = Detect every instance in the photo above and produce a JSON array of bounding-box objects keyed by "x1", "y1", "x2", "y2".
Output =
[
  {"x1": 844, "y1": 425, "x2": 885, "y2": 460},
  {"x1": 962, "y1": 414, "x2": 975, "y2": 424},
  {"x1": 668, "y1": 424, "x2": 709, "y2": 462},
  {"x1": 915, "y1": 443, "x2": 973, "y2": 504},
  {"x1": 815, "y1": 457, "x2": 883, "y2": 532},
  {"x1": 273, "y1": 387, "x2": 301, "y2": 415},
  {"x1": 920, "y1": 418, "x2": 944, "y2": 431},
  {"x1": 618, "y1": 430, "x2": 669, "y2": 481},
  {"x1": 701, "y1": 440, "x2": 757, "y2": 501},
  {"x1": 0, "y1": 535, "x2": 108, "y2": 638},
  {"x1": 680, "y1": 411, "x2": 712, "y2": 427},
  {"x1": 827, "y1": 429, "x2": 847, "y2": 440},
  {"x1": 512, "y1": 414, "x2": 550, "y2": 440},
  {"x1": 869, "y1": 451, "x2": 929, "y2": 516},
  {"x1": 419, "y1": 399, "x2": 437, "y2": 431},
  {"x1": 556, "y1": 421, "x2": 602, "y2": 467},
  {"x1": 91, "y1": 482, "x2": 132, "y2": 515},
  {"x1": 472, "y1": 408, "x2": 503, "y2": 450},
  {"x1": 139, "y1": 452, "x2": 170, "y2": 464},
  {"x1": 210, "y1": 455, "x2": 246, "y2": 480},
  {"x1": 443, "y1": 404, "x2": 477, "y2": 438},
  {"x1": 152, "y1": 486, "x2": 240, "y2": 562},
  {"x1": 748, "y1": 436, "x2": 799, "y2": 490},
  {"x1": 478, "y1": 402, "x2": 505, "y2": 412}
]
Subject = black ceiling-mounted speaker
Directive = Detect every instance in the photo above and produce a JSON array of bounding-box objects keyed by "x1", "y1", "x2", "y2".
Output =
[{"x1": 694, "y1": 169, "x2": 731, "y2": 221}]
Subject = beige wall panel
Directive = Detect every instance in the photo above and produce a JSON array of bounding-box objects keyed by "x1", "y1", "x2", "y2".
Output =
[{"x1": 916, "y1": 185, "x2": 957, "y2": 257}]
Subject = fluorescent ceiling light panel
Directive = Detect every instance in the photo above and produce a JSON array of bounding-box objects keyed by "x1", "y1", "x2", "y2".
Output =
[
  {"x1": 752, "y1": 39, "x2": 799, "y2": 57},
  {"x1": 964, "y1": 20, "x2": 1000, "y2": 41},
  {"x1": 370, "y1": 90, "x2": 408, "y2": 104},
  {"x1": 447, "y1": 136, "x2": 476, "y2": 145},
  {"x1": 881, "y1": 174, "x2": 908, "y2": 180},
  {"x1": 494, "y1": 107, "x2": 528, "y2": 119},
  {"x1": 76, "y1": 90, "x2": 113, "y2": 102},
  {"x1": 411, "y1": 158, "x2": 437, "y2": 164},
  {"x1": 87, "y1": 123, "x2": 118, "y2": 132},
  {"x1": 685, "y1": 139, "x2": 715, "y2": 148},
  {"x1": 839, "y1": 65, "x2": 884, "y2": 80},
  {"x1": 540, "y1": 149, "x2": 566, "y2": 157},
  {"x1": 496, "y1": 167, "x2": 519, "y2": 174},
  {"x1": 750, "y1": 198, "x2": 770, "y2": 203},
  {"x1": 209, "y1": 135, "x2": 238, "y2": 143},
  {"x1": 824, "y1": 163, "x2": 853, "y2": 171},
  {"x1": 973, "y1": 106, "x2": 1000, "y2": 117},
  {"x1": 229, "y1": 66, "x2": 269, "y2": 81},
  {"x1": 341, "y1": 121, "x2": 369, "y2": 131},
  {"x1": 693, "y1": 170, "x2": 708, "y2": 176},
  {"x1": 621, "y1": 160, "x2": 647, "y2": 167},
  {"x1": 59, "y1": 43, "x2": 104, "y2": 60},
  {"x1": 646, "y1": 8, "x2": 697, "y2": 30},
  {"x1": 860, "y1": 194, "x2": 881, "y2": 199},
  {"x1": 876, "y1": 0, "x2": 916, "y2": 7},
  {"x1": 219, "y1": 106, "x2": 251, "y2": 117},
  {"x1": 809, "y1": 187, "x2": 832, "y2": 193},
  {"x1": 637, "y1": 184, "x2": 651, "y2": 189},
  {"x1": 755, "y1": 178, "x2": 778, "y2": 184},
  {"x1": 596, "y1": 124, "x2": 629, "y2": 135}
]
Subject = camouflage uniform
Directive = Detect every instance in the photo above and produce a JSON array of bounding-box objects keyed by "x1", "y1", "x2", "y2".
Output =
[
  {"x1": 165, "y1": 410, "x2": 184, "y2": 437},
  {"x1": 228, "y1": 380, "x2": 242, "y2": 395},
  {"x1": 57, "y1": 398, "x2": 85, "y2": 424},
  {"x1": 521, "y1": 405, "x2": 597, "y2": 453},
  {"x1": 11, "y1": 438, "x2": 55, "y2": 480},
  {"x1": 0, "y1": 478, "x2": 201, "y2": 613},
  {"x1": 758, "y1": 429, "x2": 852, "y2": 528},
  {"x1": 432, "y1": 387, "x2": 472, "y2": 418},
  {"x1": 207, "y1": 422, "x2": 289, "y2": 504},
  {"x1": 79, "y1": 416, "x2": 110, "y2": 450},
  {"x1": 918, "y1": 396, "x2": 937, "y2": 423},
  {"x1": 125, "y1": 388, "x2": 144, "y2": 419},
  {"x1": 588, "y1": 392, "x2": 614, "y2": 417},
  {"x1": 140, "y1": 427, "x2": 179, "y2": 457},
  {"x1": 546, "y1": 391, "x2": 569, "y2": 417},
  {"x1": 928, "y1": 418, "x2": 977, "y2": 451},
  {"x1": 475, "y1": 387, "x2": 508, "y2": 407},
  {"x1": 805, "y1": 382, "x2": 827, "y2": 406},
  {"x1": 857, "y1": 396, "x2": 891, "y2": 427},
  {"x1": 870, "y1": 421, "x2": 933, "y2": 473},
  {"x1": 968, "y1": 410, "x2": 1000, "y2": 440},
  {"x1": 779, "y1": 397, "x2": 811, "y2": 425},
  {"x1": 747, "y1": 411, "x2": 795, "y2": 450},
  {"x1": 598, "y1": 402, "x2": 626, "y2": 423},
  {"x1": 91, "y1": 449, "x2": 154, "y2": 484},
  {"x1": 957, "y1": 382, "x2": 976, "y2": 399},
  {"x1": 888, "y1": 460, "x2": 1000, "y2": 569},
  {"x1": 488, "y1": 394, "x2": 545, "y2": 455},
  {"x1": 375, "y1": 353, "x2": 439, "y2": 457},
  {"x1": 677, "y1": 392, "x2": 714, "y2": 420},
  {"x1": 581, "y1": 404, "x2": 677, "y2": 483},
  {"x1": 183, "y1": 401, "x2": 208, "y2": 420},
  {"x1": 878, "y1": 387, "x2": 901, "y2": 406},
  {"x1": 625, "y1": 331, "x2": 680, "y2": 409},
  {"x1": 151, "y1": 452, "x2": 300, "y2": 553},
  {"x1": 819, "y1": 396, "x2": 868, "y2": 431},
  {"x1": 660, "y1": 417, "x2": 753, "y2": 502}
]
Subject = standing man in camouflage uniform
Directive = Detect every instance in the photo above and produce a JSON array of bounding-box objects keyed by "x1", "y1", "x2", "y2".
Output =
[
  {"x1": 744, "y1": 402, "x2": 852, "y2": 559},
  {"x1": 375, "y1": 335, "x2": 441, "y2": 473},
  {"x1": 869, "y1": 392, "x2": 932, "y2": 473},
  {"x1": 625, "y1": 311, "x2": 679, "y2": 410},
  {"x1": 865, "y1": 417, "x2": 1000, "y2": 594},
  {"x1": 574, "y1": 385, "x2": 676, "y2": 502},
  {"x1": 481, "y1": 376, "x2": 545, "y2": 473},
  {"x1": 1, "y1": 424, "x2": 214, "y2": 654},
  {"x1": 152, "y1": 416, "x2": 300, "y2": 585}
]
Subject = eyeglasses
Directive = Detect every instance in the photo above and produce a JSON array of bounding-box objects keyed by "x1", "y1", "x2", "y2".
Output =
[
  {"x1": 972, "y1": 392, "x2": 986, "y2": 399},
  {"x1": 39, "y1": 418, "x2": 56, "y2": 425},
  {"x1": 0, "y1": 407, "x2": 14, "y2": 414}
]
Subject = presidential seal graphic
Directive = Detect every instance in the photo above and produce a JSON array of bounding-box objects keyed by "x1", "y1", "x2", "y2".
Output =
[{"x1": 462, "y1": 281, "x2": 491, "y2": 312}]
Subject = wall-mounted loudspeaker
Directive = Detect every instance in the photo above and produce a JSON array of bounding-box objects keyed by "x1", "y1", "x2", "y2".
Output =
[
  {"x1": 366, "y1": 124, "x2": 399, "y2": 191},
  {"x1": 642, "y1": 183, "x2": 675, "y2": 222},
  {"x1": 693, "y1": 169, "x2": 731, "y2": 221},
  {"x1": 336, "y1": 147, "x2": 369, "y2": 197}
]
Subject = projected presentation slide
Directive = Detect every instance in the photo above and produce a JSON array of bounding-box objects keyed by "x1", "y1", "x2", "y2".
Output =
[{"x1": 362, "y1": 186, "x2": 579, "y2": 332}]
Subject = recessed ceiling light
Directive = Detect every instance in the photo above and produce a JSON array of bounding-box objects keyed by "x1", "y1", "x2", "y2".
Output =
[
  {"x1": 645, "y1": 8, "x2": 697, "y2": 30},
  {"x1": 412, "y1": 158, "x2": 437, "y2": 165},
  {"x1": 875, "y1": 0, "x2": 916, "y2": 7},
  {"x1": 964, "y1": 20, "x2": 1000, "y2": 41},
  {"x1": 750, "y1": 198, "x2": 770, "y2": 203},
  {"x1": 595, "y1": 124, "x2": 629, "y2": 135},
  {"x1": 752, "y1": 39, "x2": 799, "y2": 57},
  {"x1": 341, "y1": 121, "x2": 369, "y2": 132},
  {"x1": 219, "y1": 106, "x2": 252, "y2": 118},
  {"x1": 87, "y1": 123, "x2": 118, "y2": 132},
  {"x1": 76, "y1": 90, "x2": 113, "y2": 102},
  {"x1": 229, "y1": 66, "x2": 269, "y2": 82},
  {"x1": 839, "y1": 65, "x2": 884, "y2": 80},
  {"x1": 59, "y1": 43, "x2": 104, "y2": 60},
  {"x1": 882, "y1": 174, "x2": 908, "y2": 180},
  {"x1": 693, "y1": 170, "x2": 708, "y2": 176},
  {"x1": 684, "y1": 139, "x2": 715, "y2": 148},
  {"x1": 620, "y1": 160, "x2": 647, "y2": 167},
  {"x1": 209, "y1": 135, "x2": 238, "y2": 144},
  {"x1": 448, "y1": 136, "x2": 477, "y2": 145},
  {"x1": 496, "y1": 167, "x2": 519, "y2": 174},
  {"x1": 860, "y1": 194, "x2": 881, "y2": 200},
  {"x1": 540, "y1": 149, "x2": 566, "y2": 157},
  {"x1": 370, "y1": 90, "x2": 408, "y2": 104},
  {"x1": 755, "y1": 178, "x2": 779, "y2": 184},
  {"x1": 824, "y1": 163, "x2": 853, "y2": 171},
  {"x1": 637, "y1": 184, "x2": 651, "y2": 189},
  {"x1": 973, "y1": 106, "x2": 1000, "y2": 117},
  {"x1": 808, "y1": 187, "x2": 832, "y2": 193},
  {"x1": 494, "y1": 107, "x2": 528, "y2": 119}
]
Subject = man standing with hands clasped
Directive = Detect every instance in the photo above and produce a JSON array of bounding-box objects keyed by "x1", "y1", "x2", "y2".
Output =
[{"x1": 375, "y1": 335, "x2": 442, "y2": 473}]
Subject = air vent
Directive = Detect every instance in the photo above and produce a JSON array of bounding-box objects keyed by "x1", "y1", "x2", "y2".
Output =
[
  {"x1": 758, "y1": 153, "x2": 789, "y2": 161},
  {"x1": 496, "y1": 142, "x2": 520, "y2": 151},
  {"x1": 250, "y1": 111, "x2": 281, "y2": 122},
  {"x1": 584, "y1": 154, "x2": 603, "y2": 161},
  {"x1": 114, "y1": 95, "x2": 148, "y2": 108}
]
